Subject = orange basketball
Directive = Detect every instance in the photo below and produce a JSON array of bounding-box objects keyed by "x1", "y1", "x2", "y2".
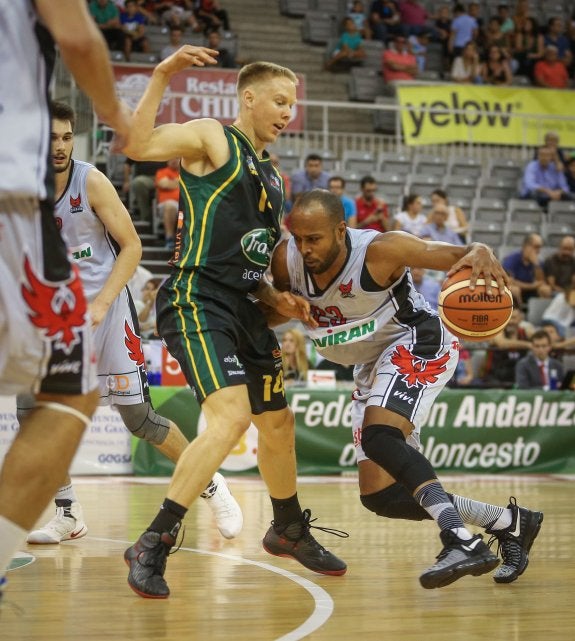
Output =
[{"x1": 438, "y1": 267, "x2": 513, "y2": 341}]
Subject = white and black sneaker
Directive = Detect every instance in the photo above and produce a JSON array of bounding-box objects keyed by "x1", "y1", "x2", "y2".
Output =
[
  {"x1": 487, "y1": 496, "x2": 544, "y2": 584},
  {"x1": 27, "y1": 502, "x2": 88, "y2": 544},
  {"x1": 420, "y1": 530, "x2": 500, "y2": 589}
]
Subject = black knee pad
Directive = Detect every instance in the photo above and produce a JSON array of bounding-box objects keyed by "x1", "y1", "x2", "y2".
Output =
[
  {"x1": 360, "y1": 484, "x2": 432, "y2": 521},
  {"x1": 116, "y1": 402, "x2": 170, "y2": 445},
  {"x1": 361, "y1": 424, "x2": 436, "y2": 494}
]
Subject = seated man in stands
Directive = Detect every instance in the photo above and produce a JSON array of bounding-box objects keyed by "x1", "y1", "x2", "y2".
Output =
[
  {"x1": 89, "y1": 0, "x2": 125, "y2": 52},
  {"x1": 194, "y1": 0, "x2": 230, "y2": 34},
  {"x1": 515, "y1": 329, "x2": 564, "y2": 390},
  {"x1": 121, "y1": 0, "x2": 151, "y2": 62},
  {"x1": 543, "y1": 235, "x2": 575, "y2": 295},
  {"x1": 354, "y1": 175, "x2": 390, "y2": 232},
  {"x1": 161, "y1": 26, "x2": 185, "y2": 60},
  {"x1": 502, "y1": 233, "x2": 552, "y2": 307},
  {"x1": 206, "y1": 29, "x2": 237, "y2": 68},
  {"x1": 520, "y1": 146, "x2": 574, "y2": 210},
  {"x1": 534, "y1": 45, "x2": 570, "y2": 89},
  {"x1": 419, "y1": 204, "x2": 464, "y2": 245},
  {"x1": 381, "y1": 35, "x2": 418, "y2": 83},
  {"x1": 123, "y1": 158, "x2": 167, "y2": 223},
  {"x1": 482, "y1": 308, "x2": 532, "y2": 388},
  {"x1": 290, "y1": 153, "x2": 331, "y2": 203},
  {"x1": 328, "y1": 176, "x2": 358, "y2": 227}
]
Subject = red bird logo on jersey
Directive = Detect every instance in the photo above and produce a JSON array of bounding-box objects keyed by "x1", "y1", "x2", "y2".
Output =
[
  {"x1": 338, "y1": 279, "x2": 354, "y2": 298},
  {"x1": 69, "y1": 193, "x2": 83, "y2": 213},
  {"x1": 390, "y1": 345, "x2": 450, "y2": 388},
  {"x1": 124, "y1": 321, "x2": 145, "y2": 367},
  {"x1": 21, "y1": 256, "x2": 87, "y2": 354}
]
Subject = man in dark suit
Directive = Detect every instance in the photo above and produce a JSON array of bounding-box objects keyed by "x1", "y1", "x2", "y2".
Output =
[{"x1": 515, "y1": 329, "x2": 564, "y2": 389}]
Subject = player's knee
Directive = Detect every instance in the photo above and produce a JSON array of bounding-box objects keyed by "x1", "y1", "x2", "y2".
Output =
[
  {"x1": 360, "y1": 484, "x2": 432, "y2": 521},
  {"x1": 116, "y1": 402, "x2": 169, "y2": 445},
  {"x1": 360, "y1": 423, "x2": 404, "y2": 461}
]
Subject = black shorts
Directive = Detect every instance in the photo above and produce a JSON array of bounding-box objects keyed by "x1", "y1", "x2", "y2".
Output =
[{"x1": 157, "y1": 274, "x2": 287, "y2": 414}]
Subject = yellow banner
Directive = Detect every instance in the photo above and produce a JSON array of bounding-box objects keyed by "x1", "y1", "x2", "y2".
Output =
[{"x1": 397, "y1": 84, "x2": 575, "y2": 146}]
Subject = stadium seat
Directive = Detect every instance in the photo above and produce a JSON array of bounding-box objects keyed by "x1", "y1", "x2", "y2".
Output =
[
  {"x1": 487, "y1": 158, "x2": 523, "y2": 182},
  {"x1": 442, "y1": 175, "x2": 478, "y2": 200},
  {"x1": 526, "y1": 297, "x2": 552, "y2": 326},
  {"x1": 341, "y1": 149, "x2": 376, "y2": 173},
  {"x1": 504, "y1": 221, "x2": 541, "y2": 247},
  {"x1": 469, "y1": 220, "x2": 504, "y2": 246},
  {"x1": 377, "y1": 151, "x2": 412, "y2": 175},
  {"x1": 548, "y1": 200, "x2": 575, "y2": 223},
  {"x1": 412, "y1": 153, "x2": 449, "y2": 177},
  {"x1": 302, "y1": 11, "x2": 339, "y2": 45},
  {"x1": 348, "y1": 67, "x2": 386, "y2": 102},
  {"x1": 361, "y1": 39, "x2": 384, "y2": 70},
  {"x1": 507, "y1": 198, "x2": 545, "y2": 224},
  {"x1": 543, "y1": 222, "x2": 575, "y2": 248},
  {"x1": 447, "y1": 156, "x2": 484, "y2": 179}
]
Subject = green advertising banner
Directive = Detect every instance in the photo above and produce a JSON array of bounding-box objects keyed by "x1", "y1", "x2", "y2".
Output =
[{"x1": 139, "y1": 387, "x2": 575, "y2": 476}]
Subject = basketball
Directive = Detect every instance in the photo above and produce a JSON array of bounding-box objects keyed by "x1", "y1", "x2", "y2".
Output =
[{"x1": 438, "y1": 267, "x2": 513, "y2": 341}]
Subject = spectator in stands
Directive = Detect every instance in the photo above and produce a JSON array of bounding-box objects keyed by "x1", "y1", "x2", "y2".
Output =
[
  {"x1": 448, "y1": 345, "x2": 475, "y2": 387},
  {"x1": 206, "y1": 29, "x2": 237, "y2": 68},
  {"x1": 541, "y1": 130, "x2": 568, "y2": 171},
  {"x1": 410, "y1": 266, "x2": 440, "y2": 311},
  {"x1": 540, "y1": 320, "x2": 575, "y2": 357},
  {"x1": 124, "y1": 158, "x2": 166, "y2": 223},
  {"x1": 138, "y1": 277, "x2": 163, "y2": 339},
  {"x1": 408, "y1": 29, "x2": 430, "y2": 72},
  {"x1": 429, "y1": 188, "x2": 469, "y2": 241},
  {"x1": 324, "y1": 17, "x2": 366, "y2": 71},
  {"x1": 381, "y1": 35, "x2": 418, "y2": 82},
  {"x1": 90, "y1": 0, "x2": 125, "y2": 52},
  {"x1": 433, "y1": 4, "x2": 452, "y2": 67},
  {"x1": 155, "y1": 157, "x2": 180, "y2": 250},
  {"x1": 512, "y1": 16, "x2": 543, "y2": 80},
  {"x1": 448, "y1": 3, "x2": 479, "y2": 59},
  {"x1": 521, "y1": 146, "x2": 574, "y2": 210},
  {"x1": 496, "y1": 4, "x2": 515, "y2": 35},
  {"x1": 121, "y1": 0, "x2": 151, "y2": 61},
  {"x1": 565, "y1": 156, "x2": 575, "y2": 193},
  {"x1": 133, "y1": 1, "x2": 160, "y2": 25},
  {"x1": 450, "y1": 40, "x2": 482, "y2": 83},
  {"x1": 194, "y1": 0, "x2": 230, "y2": 34},
  {"x1": 502, "y1": 233, "x2": 552, "y2": 306},
  {"x1": 467, "y1": 2, "x2": 483, "y2": 31},
  {"x1": 398, "y1": 0, "x2": 429, "y2": 37},
  {"x1": 328, "y1": 176, "x2": 357, "y2": 227},
  {"x1": 354, "y1": 175, "x2": 389, "y2": 231},
  {"x1": 348, "y1": 1, "x2": 372, "y2": 40},
  {"x1": 480, "y1": 44, "x2": 513, "y2": 85},
  {"x1": 543, "y1": 17, "x2": 572, "y2": 68},
  {"x1": 269, "y1": 153, "x2": 292, "y2": 217},
  {"x1": 511, "y1": 0, "x2": 532, "y2": 34},
  {"x1": 369, "y1": 0, "x2": 401, "y2": 43},
  {"x1": 541, "y1": 286, "x2": 575, "y2": 338},
  {"x1": 515, "y1": 329, "x2": 564, "y2": 390},
  {"x1": 393, "y1": 193, "x2": 427, "y2": 235},
  {"x1": 281, "y1": 328, "x2": 310, "y2": 386},
  {"x1": 534, "y1": 45, "x2": 570, "y2": 89},
  {"x1": 290, "y1": 153, "x2": 331, "y2": 203},
  {"x1": 161, "y1": 0, "x2": 202, "y2": 31},
  {"x1": 543, "y1": 235, "x2": 575, "y2": 294},
  {"x1": 161, "y1": 26, "x2": 185, "y2": 60},
  {"x1": 482, "y1": 307, "x2": 532, "y2": 388},
  {"x1": 478, "y1": 16, "x2": 512, "y2": 60},
  {"x1": 419, "y1": 203, "x2": 465, "y2": 245}
]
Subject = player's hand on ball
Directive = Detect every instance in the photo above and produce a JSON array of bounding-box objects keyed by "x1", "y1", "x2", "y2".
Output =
[{"x1": 448, "y1": 243, "x2": 508, "y2": 295}]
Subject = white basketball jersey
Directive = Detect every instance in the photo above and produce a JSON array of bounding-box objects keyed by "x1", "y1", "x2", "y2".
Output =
[
  {"x1": 55, "y1": 161, "x2": 119, "y2": 301},
  {"x1": 286, "y1": 228, "x2": 452, "y2": 366},
  {"x1": 0, "y1": 1, "x2": 52, "y2": 199}
]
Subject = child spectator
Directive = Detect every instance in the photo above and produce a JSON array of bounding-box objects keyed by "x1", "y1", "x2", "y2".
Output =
[
  {"x1": 155, "y1": 158, "x2": 180, "y2": 250},
  {"x1": 325, "y1": 17, "x2": 366, "y2": 71}
]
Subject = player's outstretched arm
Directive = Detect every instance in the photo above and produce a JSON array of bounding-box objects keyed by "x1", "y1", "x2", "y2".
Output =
[
  {"x1": 38, "y1": 0, "x2": 131, "y2": 141},
  {"x1": 123, "y1": 45, "x2": 219, "y2": 162}
]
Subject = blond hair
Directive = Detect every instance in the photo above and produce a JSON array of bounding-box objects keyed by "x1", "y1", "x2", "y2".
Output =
[
  {"x1": 237, "y1": 61, "x2": 298, "y2": 94},
  {"x1": 281, "y1": 328, "x2": 309, "y2": 381}
]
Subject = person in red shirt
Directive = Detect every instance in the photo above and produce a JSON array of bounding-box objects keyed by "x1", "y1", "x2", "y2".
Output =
[
  {"x1": 354, "y1": 175, "x2": 389, "y2": 232},
  {"x1": 155, "y1": 157, "x2": 180, "y2": 249},
  {"x1": 534, "y1": 45, "x2": 569, "y2": 89},
  {"x1": 382, "y1": 35, "x2": 418, "y2": 83}
]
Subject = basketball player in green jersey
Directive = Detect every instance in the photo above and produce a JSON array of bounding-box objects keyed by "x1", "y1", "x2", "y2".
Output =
[{"x1": 122, "y1": 46, "x2": 347, "y2": 599}]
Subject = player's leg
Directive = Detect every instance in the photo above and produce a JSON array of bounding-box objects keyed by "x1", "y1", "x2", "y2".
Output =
[
  {"x1": 255, "y1": 407, "x2": 347, "y2": 576},
  {"x1": 124, "y1": 385, "x2": 251, "y2": 598}
]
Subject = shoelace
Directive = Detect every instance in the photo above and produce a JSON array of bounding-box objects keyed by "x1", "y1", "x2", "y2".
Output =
[
  {"x1": 272, "y1": 508, "x2": 349, "y2": 543},
  {"x1": 137, "y1": 526, "x2": 185, "y2": 569},
  {"x1": 488, "y1": 534, "x2": 521, "y2": 568}
]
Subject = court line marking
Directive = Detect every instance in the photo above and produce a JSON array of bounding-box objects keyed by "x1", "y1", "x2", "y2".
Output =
[{"x1": 90, "y1": 536, "x2": 334, "y2": 641}]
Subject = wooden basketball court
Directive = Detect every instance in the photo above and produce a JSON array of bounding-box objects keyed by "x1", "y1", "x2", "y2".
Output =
[{"x1": 2, "y1": 474, "x2": 573, "y2": 641}]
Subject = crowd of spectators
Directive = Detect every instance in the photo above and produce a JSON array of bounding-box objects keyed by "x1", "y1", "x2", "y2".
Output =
[
  {"x1": 89, "y1": 0, "x2": 232, "y2": 62},
  {"x1": 322, "y1": 1, "x2": 575, "y2": 90}
]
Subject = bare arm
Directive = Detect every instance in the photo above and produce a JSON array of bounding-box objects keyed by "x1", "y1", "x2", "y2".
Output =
[
  {"x1": 37, "y1": 0, "x2": 130, "y2": 135},
  {"x1": 122, "y1": 45, "x2": 223, "y2": 168},
  {"x1": 365, "y1": 232, "x2": 509, "y2": 293},
  {"x1": 86, "y1": 169, "x2": 142, "y2": 326}
]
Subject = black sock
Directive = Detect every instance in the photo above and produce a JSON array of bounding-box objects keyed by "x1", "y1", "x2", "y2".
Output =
[
  {"x1": 55, "y1": 498, "x2": 72, "y2": 517},
  {"x1": 148, "y1": 498, "x2": 187, "y2": 538},
  {"x1": 270, "y1": 494, "x2": 302, "y2": 529}
]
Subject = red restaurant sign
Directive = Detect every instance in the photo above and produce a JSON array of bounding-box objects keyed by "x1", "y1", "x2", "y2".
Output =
[{"x1": 113, "y1": 64, "x2": 306, "y2": 130}]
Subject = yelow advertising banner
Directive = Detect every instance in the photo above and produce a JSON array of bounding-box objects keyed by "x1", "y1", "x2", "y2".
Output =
[{"x1": 397, "y1": 84, "x2": 575, "y2": 146}]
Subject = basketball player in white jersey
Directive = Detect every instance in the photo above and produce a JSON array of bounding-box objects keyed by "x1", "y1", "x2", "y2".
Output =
[
  {"x1": 0, "y1": 0, "x2": 133, "y2": 599},
  {"x1": 271, "y1": 189, "x2": 543, "y2": 588},
  {"x1": 18, "y1": 102, "x2": 242, "y2": 545}
]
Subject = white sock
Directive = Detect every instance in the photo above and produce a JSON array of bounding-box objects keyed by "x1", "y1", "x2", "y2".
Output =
[
  {"x1": 0, "y1": 515, "x2": 28, "y2": 576},
  {"x1": 55, "y1": 484, "x2": 77, "y2": 504}
]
